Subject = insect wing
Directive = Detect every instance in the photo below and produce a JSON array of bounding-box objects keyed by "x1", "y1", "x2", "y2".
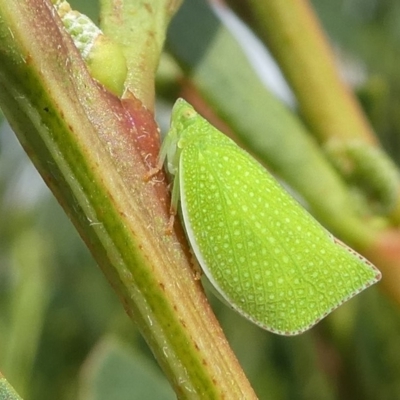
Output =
[{"x1": 179, "y1": 132, "x2": 380, "y2": 335}]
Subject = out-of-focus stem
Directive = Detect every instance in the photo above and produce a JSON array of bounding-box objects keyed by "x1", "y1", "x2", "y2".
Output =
[{"x1": 225, "y1": 0, "x2": 377, "y2": 145}]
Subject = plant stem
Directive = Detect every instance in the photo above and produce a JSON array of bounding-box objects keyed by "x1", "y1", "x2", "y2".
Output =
[
  {"x1": 225, "y1": 0, "x2": 377, "y2": 145},
  {"x1": 0, "y1": 1, "x2": 257, "y2": 397},
  {"x1": 99, "y1": 0, "x2": 182, "y2": 111}
]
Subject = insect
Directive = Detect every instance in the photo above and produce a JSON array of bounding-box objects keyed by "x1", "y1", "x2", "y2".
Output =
[
  {"x1": 52, "y1": 0, "x2": 127, "y2": 96},
  {"x1": 159, "y1": 98, "x2": 381, "y2": 335}
]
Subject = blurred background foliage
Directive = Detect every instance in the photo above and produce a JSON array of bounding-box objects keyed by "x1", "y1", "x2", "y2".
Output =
[
  {"x1": 312, "y1": 0, "x2": 400, "y2": 164},
  {"x1": 1, "y1": 0, "x2": 400, "y2": 399}
]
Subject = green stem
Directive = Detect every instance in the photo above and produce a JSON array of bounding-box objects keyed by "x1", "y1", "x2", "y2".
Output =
[
  {"x1": 99, "y1": 0, "x2": 182, "y2": 110},
  {"x1": 0, "y1": 1, "x2": 257, "y2": 398},
  {"x1": 226, "y1": 0, "x2": 376, "y2": 145}
]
